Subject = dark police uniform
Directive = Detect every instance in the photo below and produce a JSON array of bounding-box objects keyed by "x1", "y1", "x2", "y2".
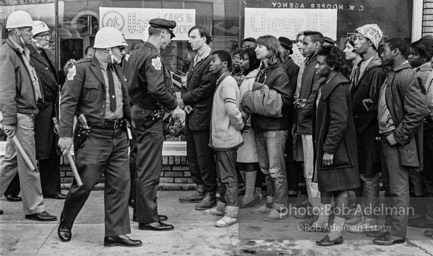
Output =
[
  {"x1": 124, "y1": 19, "x2": 178, "y2": 225},
  {"x1": 59, "y1": 56, "x2": 132, "y2": 236}
]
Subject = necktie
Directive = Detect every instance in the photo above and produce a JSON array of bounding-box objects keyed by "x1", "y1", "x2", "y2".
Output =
[{"x1": 107, "y1": 64, "x2": 116, "y2": 112}]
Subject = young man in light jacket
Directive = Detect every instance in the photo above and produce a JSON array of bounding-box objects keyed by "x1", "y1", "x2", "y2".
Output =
[{"x1": 205, "y1": 50, "x2": 244, "y2": 227}]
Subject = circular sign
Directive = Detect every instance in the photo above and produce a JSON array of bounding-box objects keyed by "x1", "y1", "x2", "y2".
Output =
[{"x1": 101, "y1": 10, "x2": 125, "y2": 30}]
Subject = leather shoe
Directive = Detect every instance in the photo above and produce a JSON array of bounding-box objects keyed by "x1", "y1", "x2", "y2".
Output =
[
  {"x1": 0, "y1": 210, "x2": 3, "y2": 215},
  {"x1": 58, "y1": 215, "x2": 72, "y2": 242},
  {"x1": 104, "y1": 235, "x2": 142, "y2": 247},
  {"x1": 5, "y1": 195, "x2": 22, "y2": 202},
  {"x1": 138, "y1": 221, "x2": 174, "y2": 231},
  {"x1": 373, "y1": 232, "x2": 406, "y2": 246},
  {"x1": 25, "y1": 211, "x2": 57, "y2": 221},
  {"x1": 316, "y1": 235, "x2": 343, "y2": 246}
]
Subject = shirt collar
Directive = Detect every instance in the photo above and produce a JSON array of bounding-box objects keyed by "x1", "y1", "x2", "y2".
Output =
[
  {"x1": 195, "y1": 46, "x2": 211, "y2": 63},
  {"x1": 10, "y1": 39, "x2": 29, "y2": 57}
]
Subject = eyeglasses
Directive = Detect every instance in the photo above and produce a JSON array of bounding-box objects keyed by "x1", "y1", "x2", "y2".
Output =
[{"x1": 37, "y1": 34, "x2": 51, "y2": 39}]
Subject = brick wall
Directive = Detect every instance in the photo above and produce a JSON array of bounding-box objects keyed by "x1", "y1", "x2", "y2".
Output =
[
  {"x1": 423, "y1": 0, "x2": 433, "y2": 35},
  {"x1": 59, "y1": 155, "x2": 195, "y2": 191}
]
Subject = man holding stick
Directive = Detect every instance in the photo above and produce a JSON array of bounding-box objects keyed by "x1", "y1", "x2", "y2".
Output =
[
  {"x1": 0, "y1": 11, "x2": 56, "y2": 221},
  {"x1": 57, "y1": 27, "x2": 141, "y2": 247}
]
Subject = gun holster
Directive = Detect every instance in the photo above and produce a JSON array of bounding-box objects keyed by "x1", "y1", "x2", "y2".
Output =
[
  {"x1": 142, "y1": 110, "x2": 163, "y2": 128},
  {"x1": 73, "y1": 123, "x2": 91, "y2": 150}
]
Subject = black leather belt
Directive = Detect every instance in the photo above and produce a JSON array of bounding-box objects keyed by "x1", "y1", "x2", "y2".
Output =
[{"x1": 94, "y1": 119, "x2": 125, "y2": 129}]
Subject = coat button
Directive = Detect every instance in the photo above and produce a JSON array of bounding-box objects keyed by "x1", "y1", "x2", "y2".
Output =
[
  {"x1": 404, "y1": 136, "x2": 408, "y2": 140},
  {"x1": 100, "y1": 113, "x2": 104, "y2": 115},
  {"x1": 45, "y1": 67, "x2": 49, "y2": 70}
]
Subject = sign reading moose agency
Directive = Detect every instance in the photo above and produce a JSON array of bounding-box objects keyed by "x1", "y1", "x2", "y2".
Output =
[{"x1": 99, "y1": 7, "x2": 196, "y2": 41}]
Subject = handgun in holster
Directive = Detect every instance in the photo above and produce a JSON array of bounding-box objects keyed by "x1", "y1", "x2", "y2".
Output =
[
  {"x1": 142, "y1": 109, "x2": 165, "y2": 128},
  {"x1": 73, "y1": 119, "x2": 91, "y2": 150}
]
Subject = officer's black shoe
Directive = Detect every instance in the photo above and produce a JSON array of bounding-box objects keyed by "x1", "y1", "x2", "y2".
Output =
[
  {"x1": 104, "y1": 235, "x2": 142, "y2": 247},
  {"x1": 0, "y1": 210, "x2": 3, "y2": 215},
  {"x1": 25, "y1": 211, "x2": 57, "y2": 221},
  {"x1": 58, "y1": 214, "x2": 72, "y2": 242},
  {"x1": 138, "y1": 221, "x2": 174, "y2": 231},
  {"x1": 5, "y1": 195, "x2": 22, "y2": 202}
]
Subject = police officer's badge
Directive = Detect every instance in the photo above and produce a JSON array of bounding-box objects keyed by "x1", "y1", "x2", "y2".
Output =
[
  {"x1": 67, "y1": 65, "x2": 76, "y2": 81},
  {"x1": 151, "y1": 57, "x2": 162, "y2": 70}
]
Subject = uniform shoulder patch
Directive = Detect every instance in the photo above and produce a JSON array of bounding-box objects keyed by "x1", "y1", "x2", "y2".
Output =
[
  {"x1": 67, "y1": 65, "x2": 76, "y2": 81},
  {"x1": 151, "y1": 56, "x2": 162, "y2": 71}
]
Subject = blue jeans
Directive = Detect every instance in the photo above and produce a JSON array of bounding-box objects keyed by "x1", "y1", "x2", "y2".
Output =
[
  {"x1": 380, "y1": 139, "x2": 410, "y2": 237},
  {"x1": 255, "y1": 130, "x2": 288, "y2": 207}
]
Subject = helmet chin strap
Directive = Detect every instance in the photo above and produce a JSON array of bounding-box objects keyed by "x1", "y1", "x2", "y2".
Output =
[{"x1": 108, "y1": 48, "x2": 122, "y2": 64}]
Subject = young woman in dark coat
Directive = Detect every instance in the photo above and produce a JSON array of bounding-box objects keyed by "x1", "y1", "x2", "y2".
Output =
[{"x1": 300, "y1": 46, "x2": 360, "y2": 246}]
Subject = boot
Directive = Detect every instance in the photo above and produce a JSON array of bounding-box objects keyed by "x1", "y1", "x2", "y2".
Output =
[
  {"x1": 195, "y1": 192, "x2": 216, "y2": 210},
  {"x1": 179, "y1": 184, "x2": 205, "y2": 203}
]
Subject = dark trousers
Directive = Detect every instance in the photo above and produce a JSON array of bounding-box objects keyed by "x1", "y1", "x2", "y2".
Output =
[
  {"x1": 380, "y1": 139, "x2": 410, "y2": 237},
  {"x1": 62, "y1": 127, "x2": 131, "y2": 236},
  {"x1": 186, "y1": 128, "x2": 217, "y2": 193},
  {"x1": 129, "y1": 131, "x2": 137, "y2": 205},
  {"x1": 216, "y1": 150, "x2": 239, "y2": 206},
  {"x1": 5, "y1": 173, "x2": 20, "y2": 196},
  {"x1": 132, "y1": 105, "x2": 164, "y2": 223},
  {"x1": 423, "y1": 129, "x2": 433, "y2": 223},
  {"x1": 39, "y1": 154, "x2": 61, "y2": 197},
  {"x1": 285, "y1": 134, "x2": 301, "y2": 192}
]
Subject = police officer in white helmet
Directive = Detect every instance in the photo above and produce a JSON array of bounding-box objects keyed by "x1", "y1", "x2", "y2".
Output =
[
  {"x1": 0, "y1": 11, "x2": 56, "y2": 221},
  {"x1": 57, "y1": 26, "x2": 141, "y2": 247}
]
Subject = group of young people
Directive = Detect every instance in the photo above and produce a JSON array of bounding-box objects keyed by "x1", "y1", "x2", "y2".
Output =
[{"x1": 191, "y1": 24, "x2": 432, "y2": 247}]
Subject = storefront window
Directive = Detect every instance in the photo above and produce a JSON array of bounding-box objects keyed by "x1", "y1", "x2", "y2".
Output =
[{"x1": 1, "y1": 0, "x2": 414, "y2": 142}]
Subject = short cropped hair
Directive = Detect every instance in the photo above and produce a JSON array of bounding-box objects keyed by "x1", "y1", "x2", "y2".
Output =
[
  {"x1": 386, "y1": 38, "x2": 409, "y2": 58},
  {"x1": 303, "y1": 30, "x2": 324, "y2": 45},
  {"x1": 317, "y1": 45, "x2": 345, "y2": 72},
  {"x1": 188, "y1": 25, "x2": 212, "y2": 44},
  {"x1": 212, "y1": 50, "x2": 232, "y2": 69}
]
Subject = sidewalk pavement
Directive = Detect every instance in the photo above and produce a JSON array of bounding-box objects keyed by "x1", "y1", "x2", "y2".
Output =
[{"x1": 1, "y1": 191, "x2": 433, "y2": 256}]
